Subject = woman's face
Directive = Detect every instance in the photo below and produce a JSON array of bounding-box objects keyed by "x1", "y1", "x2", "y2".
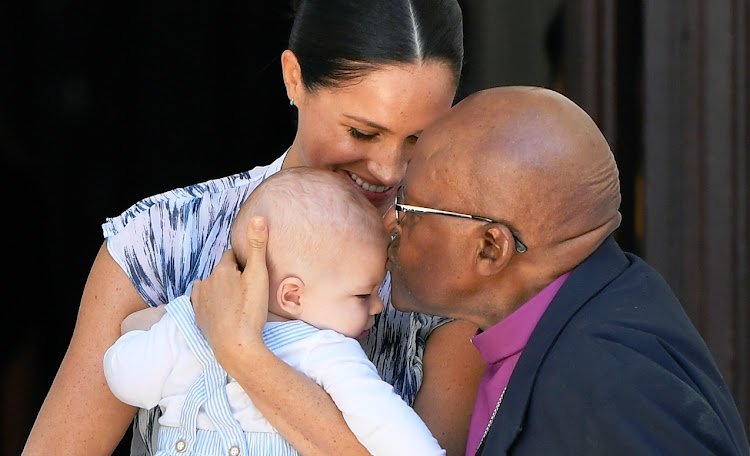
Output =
[{"x1": 283, "y1": 58, "x2": 457, "y2": 214}]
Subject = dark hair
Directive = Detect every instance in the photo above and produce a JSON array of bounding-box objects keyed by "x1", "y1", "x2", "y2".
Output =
[{"x1": 289, "y1": 0, "x2": 463, "y2": 91}]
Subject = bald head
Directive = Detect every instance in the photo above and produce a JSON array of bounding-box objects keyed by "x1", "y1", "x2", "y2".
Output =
[{"x1": 416, "y1": 86, "x2": 621, "y2": 273}]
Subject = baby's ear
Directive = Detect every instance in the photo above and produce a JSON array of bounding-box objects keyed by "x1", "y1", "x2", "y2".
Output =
[{"x1": 276, "y1": 277, "x2": 304, "y2": 317}]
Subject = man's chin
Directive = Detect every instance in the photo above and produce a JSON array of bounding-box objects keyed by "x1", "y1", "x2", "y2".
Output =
[
  {"x1": 389, "y1": 285, "x2": 419, "y2": 314},
  {"x1": 391, "y1": 287, "x2": 445, "y2": 318}
]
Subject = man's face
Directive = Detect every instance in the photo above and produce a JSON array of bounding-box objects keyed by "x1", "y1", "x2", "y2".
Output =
[{"x1": 383, "y1": 155, "x2": 477, "y2": 318}]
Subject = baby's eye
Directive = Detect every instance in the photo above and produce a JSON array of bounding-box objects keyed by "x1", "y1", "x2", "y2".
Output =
[
  {"x1": 356, "y1": 294, "x2": 372, "y2": 299},
  {"x1": 349, "y1": 128, "x2": 377, "y2": 141}
]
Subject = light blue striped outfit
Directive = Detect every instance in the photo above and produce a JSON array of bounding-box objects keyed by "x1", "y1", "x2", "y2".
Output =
[
  {"x1": 153, "y1": 297, "x2": 302, "y2": 456},
  {"x1": 105, "y1": 296, "x2": 445, "y2": 455},
  {"x1": 102, "y1": 151, "x2": 452, "y2": 456}
]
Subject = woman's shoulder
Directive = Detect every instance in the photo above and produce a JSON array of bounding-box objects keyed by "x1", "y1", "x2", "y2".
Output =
[{"x1": 103, "y1": 153, "x2": 286, "y2": 238}]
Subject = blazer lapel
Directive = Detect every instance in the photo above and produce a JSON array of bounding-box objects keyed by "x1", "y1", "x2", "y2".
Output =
[{"x1": 477, "y1": 236, "x2": 630, "y2": 455}]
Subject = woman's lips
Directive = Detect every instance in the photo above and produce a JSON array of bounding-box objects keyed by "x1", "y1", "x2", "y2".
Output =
[
  {"x1": 345, "y1": 172, "x2": 395, "y2": 205},
  {"x1": 349, "y1": 172, "x2": 389, "y2": 193}
]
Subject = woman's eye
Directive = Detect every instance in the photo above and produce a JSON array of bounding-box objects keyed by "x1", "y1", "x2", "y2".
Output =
[{"x1": 349, "y1": 128, "x2": 376, "y2": 141}]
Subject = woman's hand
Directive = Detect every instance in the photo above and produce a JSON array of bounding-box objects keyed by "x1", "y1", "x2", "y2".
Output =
[
  {"x1": 192, "y1": 216, "x2": 270, "y2": 370},
  {"x1": 191, "y1": 216, "x2": 369, "y2": 455}
]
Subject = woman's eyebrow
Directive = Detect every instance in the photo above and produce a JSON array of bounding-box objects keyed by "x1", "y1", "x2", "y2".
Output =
[{"x1": 343, "y1": 114, "x2": 391, "y2": 133}]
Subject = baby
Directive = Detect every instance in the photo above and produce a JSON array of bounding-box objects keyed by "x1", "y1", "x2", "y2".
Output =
[{"x1": 103, "y1": 167, "x2": 445, "y2": 456}]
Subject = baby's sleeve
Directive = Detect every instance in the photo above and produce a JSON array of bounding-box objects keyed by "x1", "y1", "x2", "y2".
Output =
[
  {"x1": 103, "y1": 313, "x2": 181, "y2": 409},
  {"x1": 301, "y1": 332, "x2": 446, "y2": 456}
]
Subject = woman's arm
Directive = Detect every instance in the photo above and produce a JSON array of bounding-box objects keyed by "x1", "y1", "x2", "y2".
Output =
[
  {"x1": 23, "y1": 242, "x2": 150, "y2": 455},
  {"x1": 192, "y1": 217, "x2": 370, "y2": 455},
  {"x1": 414, "y1": 319, "x2": 486, "y2": 456}
]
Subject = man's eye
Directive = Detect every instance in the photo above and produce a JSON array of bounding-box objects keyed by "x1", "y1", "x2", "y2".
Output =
[{"x1": 349, "y1": 128, "x2": 376, "y2": 141}]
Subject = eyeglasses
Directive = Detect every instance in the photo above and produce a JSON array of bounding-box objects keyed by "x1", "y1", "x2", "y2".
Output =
[{"x1": 394, "y1": 187, "x2": 528, "y2": 253}]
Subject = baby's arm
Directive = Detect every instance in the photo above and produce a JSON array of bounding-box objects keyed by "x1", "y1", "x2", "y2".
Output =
[
  {"x1": 103, "y1": 308, "x2": 180, "y2": 409},
  {"x1": 120, "y1": 304, "x2": 167, "y2": 333},
  {"x1": 302, "y1": 333, "x2": 446, "y2": 456}
]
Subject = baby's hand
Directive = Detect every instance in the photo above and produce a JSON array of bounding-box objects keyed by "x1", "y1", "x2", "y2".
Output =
[{"x1": 120, "y1": 305, "x2": 167, "y2": 334}]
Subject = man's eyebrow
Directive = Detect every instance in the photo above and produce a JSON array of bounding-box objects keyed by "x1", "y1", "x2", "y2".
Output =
[{"x1": 343, "y1": 115, "x2": 391, "y2": 133}]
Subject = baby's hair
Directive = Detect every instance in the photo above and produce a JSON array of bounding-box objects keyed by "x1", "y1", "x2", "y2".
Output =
[{"x1": 231, "y1": 167, "x2": 386, "y2": 272}]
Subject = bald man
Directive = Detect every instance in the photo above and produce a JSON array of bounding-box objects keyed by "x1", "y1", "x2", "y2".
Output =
[{"x1": 384, "y1": 86, "x2": 750, "y2": 456}]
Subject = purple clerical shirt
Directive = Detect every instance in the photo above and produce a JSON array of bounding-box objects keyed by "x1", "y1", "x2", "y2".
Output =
[{"x1": 465, "y1": 272, "x2": 571, "y2": 456}]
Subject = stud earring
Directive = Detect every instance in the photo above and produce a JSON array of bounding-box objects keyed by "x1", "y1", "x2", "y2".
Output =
[{"x1": 289, "y1": 98, "x2": 294, "y2": 106}]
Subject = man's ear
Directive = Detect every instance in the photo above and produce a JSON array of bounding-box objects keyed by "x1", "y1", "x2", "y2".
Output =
[
  {"x1": 276, "y1": 276, "x2": 305, "y2": 318},
  {"x1": 476, "y1": 225, "x2": 514, "y2": 276},
  {"x1": 281, "y1": 49, "x2": 304, "y2": 104}
]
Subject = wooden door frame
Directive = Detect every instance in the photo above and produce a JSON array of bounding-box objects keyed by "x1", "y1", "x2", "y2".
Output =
[{"x1": 565, "y1": 0, "x2": 749, "y2": 431}]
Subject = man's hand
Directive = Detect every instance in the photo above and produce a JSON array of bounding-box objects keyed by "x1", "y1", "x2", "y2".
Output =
[{"x1": 192, "y1": 216, "x2": 271, "y2": 369}]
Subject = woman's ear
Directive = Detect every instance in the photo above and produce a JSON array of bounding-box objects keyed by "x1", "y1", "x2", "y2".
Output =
[
  {"x1": 276, "y1": 276, "x2": 305, "y2": 318},
  {"x1": 281, "y1": 49, "x2": 304, "y2": 104},
  {"x1": 476, "y1": 225, "x2": 514, "y2": 276}
]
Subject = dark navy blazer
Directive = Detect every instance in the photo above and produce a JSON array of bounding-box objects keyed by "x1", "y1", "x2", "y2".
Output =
[{"x1": 477, "y1": 237, "x2": 750, "y2": 456}]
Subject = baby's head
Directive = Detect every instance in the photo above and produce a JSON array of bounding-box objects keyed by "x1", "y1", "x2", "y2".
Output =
[{"x1": 231, "y1": 167, "x2": 388, "y2": 338}]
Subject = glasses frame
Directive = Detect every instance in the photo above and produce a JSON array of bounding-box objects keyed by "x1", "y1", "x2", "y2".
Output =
[{"x1": 394, "y1": 188, "x2": 528, "y2": 253}]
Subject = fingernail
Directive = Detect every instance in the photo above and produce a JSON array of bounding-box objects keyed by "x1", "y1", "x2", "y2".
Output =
[{"x1": 250, "y1": 217, "x2": 265, "y2": 232}]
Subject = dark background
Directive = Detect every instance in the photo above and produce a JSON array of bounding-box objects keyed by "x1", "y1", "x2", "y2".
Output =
[{"x1": 1, "y1": 2, "x2": 297, "y2": 454}]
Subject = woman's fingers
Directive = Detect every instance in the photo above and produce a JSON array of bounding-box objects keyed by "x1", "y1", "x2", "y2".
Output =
[
  {"x1": 241, "y1": 216, "x2": 270, "y2": 303},
  {"x1": 191, "y1": 217, "x2": 270, "y2": 367},
  {"x1": 192, "y1": 250, "x2": 242, "y2": 351}
]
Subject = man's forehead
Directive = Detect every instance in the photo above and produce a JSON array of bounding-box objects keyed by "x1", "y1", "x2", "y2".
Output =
[
  {"x1": 404, "y1": 153, "x2": 440, "y2": 187},
  {"x1": 404, "y1": 155, "x2": 462, "y2": 201}
]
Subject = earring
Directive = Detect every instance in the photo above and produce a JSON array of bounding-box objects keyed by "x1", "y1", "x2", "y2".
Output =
[{"x1": 289, "y1": 98, "x2": 294, "y2": 106}]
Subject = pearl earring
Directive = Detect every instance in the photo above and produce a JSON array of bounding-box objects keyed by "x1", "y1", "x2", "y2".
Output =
[{"x1": 289, "y1": 98, "x2": 294, "y2": 106}]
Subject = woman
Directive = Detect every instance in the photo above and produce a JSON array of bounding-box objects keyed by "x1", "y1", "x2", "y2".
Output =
[{"x1": 23, "y1": 1, "x2": 485, "y2": 455}]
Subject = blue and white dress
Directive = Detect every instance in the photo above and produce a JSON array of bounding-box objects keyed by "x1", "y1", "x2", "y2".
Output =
[{"x1": 102, "y1": 151, "x2": 452, "y2": 455}]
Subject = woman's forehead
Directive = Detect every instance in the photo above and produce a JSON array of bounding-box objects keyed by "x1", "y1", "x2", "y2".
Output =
[{"x1": 319, "y1": 63, "x2": 456, "y2": 117}]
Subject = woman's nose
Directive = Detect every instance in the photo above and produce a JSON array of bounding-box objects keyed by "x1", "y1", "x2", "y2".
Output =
[{"x1": 368, "y1": 142, "x2": 408, "y2": 186}]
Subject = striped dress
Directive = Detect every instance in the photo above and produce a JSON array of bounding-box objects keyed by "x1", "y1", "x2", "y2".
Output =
[{"x1": 102, "y1": 151, "x2": 451, "y2": 455}]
